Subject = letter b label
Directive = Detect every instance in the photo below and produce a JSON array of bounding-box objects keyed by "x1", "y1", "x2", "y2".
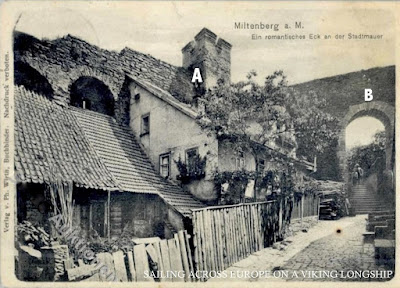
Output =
[{"x1": 365, "y1": 89, "x2": 373, "y2": 102}]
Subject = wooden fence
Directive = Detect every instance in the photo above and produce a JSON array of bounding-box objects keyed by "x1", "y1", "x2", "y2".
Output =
[
  {"x1": 62, "y1": 197, "x2": 318, "y2": 282},
  {"x1": 191, "y1": 200, "x2": 289, "y2": 279},
  {"x1": 65, "y1": 230, "x2": 195, "y2": 282},
  {"x1": 291, "y1": 194, "x2": 320, "y2": 220}
]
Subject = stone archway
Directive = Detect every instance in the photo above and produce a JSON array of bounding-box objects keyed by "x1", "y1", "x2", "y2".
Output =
[
  {"x1": 16, "y1": 58, "x2": 123, "y2": 107},
  {"x1": 337, "y1": 101, "x2": 395, "y2": 183},
  {"x1": 70, "y1": 76, "x2": 115, "y2": 116},
  {"x1": 14, "y1": 61, "x2": 54, "y2": 99},
  {"x1": 67, "y1": 67, "x2": 121, "y2": 100}
]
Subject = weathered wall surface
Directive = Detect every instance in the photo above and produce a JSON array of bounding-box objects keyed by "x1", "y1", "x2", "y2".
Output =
[
  {"x1": 166, "y1": 208, "x2": 185, "y2": 238},
  {"x1": 218, "y1": 141, "x2": 256, "y2": 172},
  {"x1": 291, "y1": 66, "x2": 395, "y2": 119},
  {"x1": 128, "y1": 81, "x2": 219, "y2": 202},
  {"x1": 14, "y1": 31, "x2": 195, "y2": 115},
  {"x1": 291, "y1": 66, "x2": 395, "y2": 181},
  {"x1": 182, "y1": 28, "x2": 232, "y2": 91},
  {"x1": 102, "y1": 193, "x2": 167, "y2": 239}
]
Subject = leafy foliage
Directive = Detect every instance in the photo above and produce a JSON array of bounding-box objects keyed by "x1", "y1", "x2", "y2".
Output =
[
  {"x1": 293, "y1": 176, "x2": 319, "y2": 203},
  {"x1": 197, "y1": 71, "x2": 294, "y2": 197},
  {"x1": 214, "y1": 171, "x2": 250, "y2": 204},
  {"x1": 175, "y1": 154, "x2": 206, "y2": 183},
  {"x1": 214, "y1": 165, "x2": 298, "y2": 205},
  {"x1": 197, "y1": 71, "x2": 291, "y2": 152},
  {"x1": 198, "y1": 70, "x2": 340, "y2": 198},
  {"x1": 347, "y1": 131, "x2": 386, "y2": 177},
  {"x1": 285, "y1": 89, "x2": 339, "y2": 162}
]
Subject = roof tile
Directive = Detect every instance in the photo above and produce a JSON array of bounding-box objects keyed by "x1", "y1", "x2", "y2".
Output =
[
  {"x1": 15, "y1": 86, "x2": 205, "y2": 216},
  {"x1": 14, "y1": 86, "x2": 118, "y2": 191},
  {"x1": 72, "y1": 107, "x2": 205, "y2": 216}
]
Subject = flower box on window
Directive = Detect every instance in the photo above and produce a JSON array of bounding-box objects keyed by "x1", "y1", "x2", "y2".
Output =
[{"x1": 175, "y1": 154, "x2": 206, "y2": 184}]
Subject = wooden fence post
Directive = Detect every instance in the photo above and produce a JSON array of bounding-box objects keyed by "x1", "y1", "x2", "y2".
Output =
[
  {"x1": 191, "y1": 200, "x2": 294, "y2": 276},
  {"x1": 301, "y1": 194, "x2": 304, "y2": 225}
]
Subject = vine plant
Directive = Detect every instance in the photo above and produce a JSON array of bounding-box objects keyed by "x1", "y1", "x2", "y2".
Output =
[{"x1": 175, "y1": 154, "x2": 207, "y2": 184}]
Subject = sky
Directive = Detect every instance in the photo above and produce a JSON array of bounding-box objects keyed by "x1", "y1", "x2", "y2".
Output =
[
  {"x1": 345, "y1": 117, "x2": 385, "y2": 150},
  {"x1": 13, "y1": 2, "x2": 395, "y2": 85},
  {"x1": 12, "y1": 2, "x2": 395, "y2": 147}
]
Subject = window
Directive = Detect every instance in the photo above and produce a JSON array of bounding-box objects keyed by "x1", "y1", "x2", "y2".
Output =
[
  {"x1": 186, "y1": 148, "x2": 199, "y2": 172},
  {"x1": 159, "y1": 153, "x2": 170, "y2": 178},
  {"x1": 141, "y1": 114, "x2": 150, "y2": 136}
]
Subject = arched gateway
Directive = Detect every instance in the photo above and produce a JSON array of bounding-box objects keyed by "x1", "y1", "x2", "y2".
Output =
[
  {"x1": 337, "y1": 101, "x2": 395, "y2": 183},
  {"x1": 336, "y1": 101, "x2": 395, "y2": 214}
]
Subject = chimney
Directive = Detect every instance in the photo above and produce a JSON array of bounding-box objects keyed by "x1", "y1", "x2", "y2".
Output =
[{"x1": 182, "y1": 28, "x2": 232, "y2": 91}]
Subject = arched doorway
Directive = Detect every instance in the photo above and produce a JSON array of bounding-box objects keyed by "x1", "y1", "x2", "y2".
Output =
[
  {"x1": 337, "y1": 101, "x2": 395, "y2": 213},
  {"x1": 70, "y1": 77, "x2": 115, "y2": 116},
  {"x1": 338, "y1": 101, "x2": 394, "y2": 181},
  {"x1": 346, "y1": 117, "x2": 386, "y2": 185},
  {"x1": 14, "y1": 61, "x2": 54, "y2": 99}
]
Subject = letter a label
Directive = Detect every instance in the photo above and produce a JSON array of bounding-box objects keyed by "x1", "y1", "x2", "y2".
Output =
[
  {"x1": 192, "y1": 68, "x2": 203, "y2": 83},
  {"x1": 365, "y1": 89, "x2": 373, "y2": 102}
]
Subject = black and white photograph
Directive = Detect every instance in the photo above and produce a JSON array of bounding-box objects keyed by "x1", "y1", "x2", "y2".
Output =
[{"x1": 0, "y1": 1, "x2": 397, "y2": 286}]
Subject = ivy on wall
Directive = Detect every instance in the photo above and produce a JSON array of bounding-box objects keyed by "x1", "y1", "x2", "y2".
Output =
[{"x1": 214, "y1": 162, "x2": 318, "y2": 206}]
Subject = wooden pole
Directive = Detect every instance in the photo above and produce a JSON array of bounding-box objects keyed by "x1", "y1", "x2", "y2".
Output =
[
  {"x1": 301, "y1": 194, "x2": 304, "y2": 226},
  {"x1": 107, "y1": 190, "x2": 111, "y2": 241},
  {"x1": 89, "y1": 203, "x2": 93, "y2": 232}
]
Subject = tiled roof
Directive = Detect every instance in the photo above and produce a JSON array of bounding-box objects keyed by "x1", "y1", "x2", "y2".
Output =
[
  {"x1": 14, "y1": 86, "x2": 117, "y2": 190},
  {"x1": 71, "y1": 107, "x2": 205, "y2": 216},
  {"x1": 15, "y1": 85, "x2": 204, "y2": 216},
  {"x1": 119, "y1": 48, "x2": 195, "y2": 104},
  {"x1": 125, "y1": 73, "x2": 198, "y2": 119}
]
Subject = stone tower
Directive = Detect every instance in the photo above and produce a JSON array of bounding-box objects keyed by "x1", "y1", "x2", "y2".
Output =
[{"x1": 182, "y1": 28, "x2": 232, "y2": 91}]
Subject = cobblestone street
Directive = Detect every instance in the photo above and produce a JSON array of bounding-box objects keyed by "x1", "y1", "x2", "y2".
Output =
[
  {"x1": 210, "y1": 215, "x2": 394, "y2": 283},
  {"x1": 281, "y1": 215, "x2": 394, "y2": 282}
]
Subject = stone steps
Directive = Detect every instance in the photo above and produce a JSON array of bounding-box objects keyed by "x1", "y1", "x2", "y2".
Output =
[{"x1": 349, "y1": 184, "x2": 388, "y2": 215}]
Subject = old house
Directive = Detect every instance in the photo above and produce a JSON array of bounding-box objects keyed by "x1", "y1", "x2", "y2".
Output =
[
  {"x1": 14, "y1": 28, "x2": 314, "y2": 242},
  {"x1": 15, "y1": 85, "x2": 205, "y2": 240},
  {"x1": 122, "y1": 28, "x2": 315, "y2": 203}
]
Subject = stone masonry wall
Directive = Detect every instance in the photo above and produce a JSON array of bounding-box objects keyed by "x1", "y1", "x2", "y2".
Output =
[
  {"x1": 14, "y1": 31, "x2": 196, "y2": 123},
  {"x1": 182, "y1": 28, "x2": 232, "y2": 91},
  {"x1": 291, "y1": 66, "x2": 395, "y2": 181},
  {"x1": 291, "y1": 66, "x2": 395, "y2": 120}
]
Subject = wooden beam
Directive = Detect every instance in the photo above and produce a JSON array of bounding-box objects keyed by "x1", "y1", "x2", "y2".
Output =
[
  {"x1": 112, "y1": 250, "x2": 128, "y2": 282},
  {"x1": 127, "y1": 251, "x2": 136, "y2": 281},
  {"x1": 134, "y1": 244, "x2": 153, "y2": 282},
  {"x1": 67, "y1": 264, "x2": 97, "y2": 281}
]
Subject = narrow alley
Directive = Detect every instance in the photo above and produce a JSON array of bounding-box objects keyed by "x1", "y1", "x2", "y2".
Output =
[{"x1": 210, "y1": 215, "x2": 394, "y2": 282}]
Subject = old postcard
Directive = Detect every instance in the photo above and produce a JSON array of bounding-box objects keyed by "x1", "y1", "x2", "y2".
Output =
[{"x1": 0, "y1": 1, "x2": 398, "y2": 287}]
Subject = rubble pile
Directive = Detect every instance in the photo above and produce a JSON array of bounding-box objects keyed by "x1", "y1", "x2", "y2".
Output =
[{"x1": 17, "y1": 221, "x2": 51, "y2": 248}]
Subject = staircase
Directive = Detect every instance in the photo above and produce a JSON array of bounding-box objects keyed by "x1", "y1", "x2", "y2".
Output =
[{"x1": 349, "y1": 183, "x2": 389, "y2": 214}]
